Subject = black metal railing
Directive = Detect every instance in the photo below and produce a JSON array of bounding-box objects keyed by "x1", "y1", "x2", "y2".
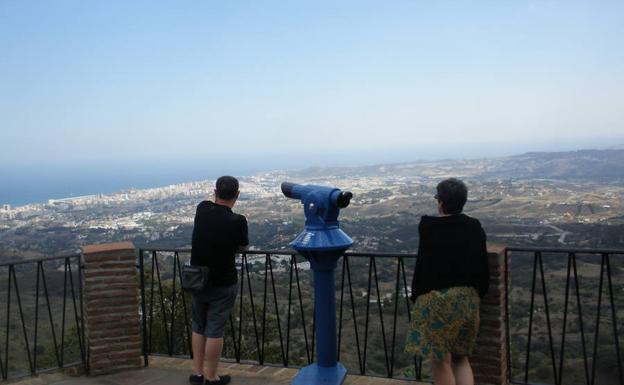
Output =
[
  {"x1": 138, "y1": 246, "x2": 624, "y2": 385},
  {"x1": 0, "y1": 255, "x2": 86, "y2": 381},
  {"x1": 4, "y1": 245, "x2": 620, "y2": 384},
  {"x1": 506, "y1": 247, "x2": 623, "y2": 385},
  {"x1": 137, "y1": 248, "x2": 423, "y2": 381}
]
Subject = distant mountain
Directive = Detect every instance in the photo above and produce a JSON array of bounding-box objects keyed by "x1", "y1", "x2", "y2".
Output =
[
  {"x1": 482, "y1": 149, "x2": 624, "y2": 181},
  {"x1": 285, "y1": 149, "x2": 624, "y2": 182}
]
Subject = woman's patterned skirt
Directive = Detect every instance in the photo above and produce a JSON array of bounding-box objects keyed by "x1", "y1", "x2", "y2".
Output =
[{"x1": 405, "y1": 286, "x2": 480, "y2": 361}]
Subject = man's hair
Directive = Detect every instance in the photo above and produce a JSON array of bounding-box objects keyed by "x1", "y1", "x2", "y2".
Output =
[
  {"x1": 215, "y1": 176, "x2": 239, "y2": 201},
  {"x1": 436, "y1": 178, "x2": 468, "y2": 215}
]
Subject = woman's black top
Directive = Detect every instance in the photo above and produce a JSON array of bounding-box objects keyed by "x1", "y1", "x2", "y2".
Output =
[{"x1": 411, "y1": 214, "x2": 490, "y2": 300}]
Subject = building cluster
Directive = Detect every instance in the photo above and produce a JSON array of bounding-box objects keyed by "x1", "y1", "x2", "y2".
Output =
[{"x1": 1, "y1": 168, "x2": 623, "y2": 258}]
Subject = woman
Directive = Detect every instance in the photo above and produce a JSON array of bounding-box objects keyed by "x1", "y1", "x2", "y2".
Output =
[{"x1": 406, "y1": 178, "x2": 490, "y2": 385}]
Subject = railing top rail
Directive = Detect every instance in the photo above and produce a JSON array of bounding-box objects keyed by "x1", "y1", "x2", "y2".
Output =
[
  {"x1": 136, "y1": 247, "x2": 419, "y2": 258},
  {"x1": 5, "y1": 246, "x2": 619, "y2": 267},
  {"x1": 138, "y1": 245, "x2": 624, "y2": 257},
  {"x1": 137, "y1": 247, "x2": 297, "y2": 255},
  {"x1": 345, "y1": 251, "x2": 418, "y2": 258},
  {"x1": 242, "y1": 249, "x2": 297, "y2": 256},
  {"x1": 138, "y1": 247, "x2": 192, "y2": 252},
  {"x1": 506, "y1": 246, "x2": 624, "y2": 254},
  {"x1": 0, "y1": 253, "x2": 81, "y2": 268}
]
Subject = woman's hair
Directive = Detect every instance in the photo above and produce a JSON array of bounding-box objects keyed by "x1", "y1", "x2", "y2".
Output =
[{"x1": 435, "y1": 178, "x2": 467, "y2": 215}]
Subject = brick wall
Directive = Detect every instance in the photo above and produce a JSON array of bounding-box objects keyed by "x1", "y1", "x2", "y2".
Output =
[
  {"x1": 472, "y1": 245, "x2": 510, "y2": 385},
  {"x1": 81, "y1": 242, "x2": 142, "y2": 375}
]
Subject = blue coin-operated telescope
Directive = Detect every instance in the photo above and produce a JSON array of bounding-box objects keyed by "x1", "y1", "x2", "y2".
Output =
[{"x1": 282, "y1": 182, "x2": 353, "y2": 385}]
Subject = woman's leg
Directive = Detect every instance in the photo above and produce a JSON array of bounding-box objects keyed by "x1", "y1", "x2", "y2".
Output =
[
  {"x1": 451, "y1": 354, "x2": 474, "y2": 385},
  {"x1": 432, "y1": 353, "x2": 455, "y2": 385}
]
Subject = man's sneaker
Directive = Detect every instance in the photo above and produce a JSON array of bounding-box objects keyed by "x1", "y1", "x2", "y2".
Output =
[
  {"x1": 205, "y1": 375, "x2": 231, "y2": 385},
  {"x1": 189, "y1": 374, "x2": 204, "y2": 385}
]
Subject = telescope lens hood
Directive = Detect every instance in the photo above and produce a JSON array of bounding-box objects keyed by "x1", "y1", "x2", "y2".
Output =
[
  {"x1": 337, "y1": 191, "x2": 353, "y2": 208},
  {"x1": 281, "y1": 182, "x2": 295, "y2": 197}
]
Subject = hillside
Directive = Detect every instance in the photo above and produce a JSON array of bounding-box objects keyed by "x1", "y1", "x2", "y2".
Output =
[{"x1": 287, "y1": 149, "x2": 624, "y2": 182}]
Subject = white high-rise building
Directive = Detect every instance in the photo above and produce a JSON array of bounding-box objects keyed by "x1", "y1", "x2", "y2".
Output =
[{"x1": 2, "y1": 204, "x2": 10, "y2": 211}]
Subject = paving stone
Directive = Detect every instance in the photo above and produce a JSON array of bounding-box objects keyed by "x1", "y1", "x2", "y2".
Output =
[
  {"x1": 344, "y1": 375, "x2": 378, "y2": 385},
  {"x1": 5, "y1": 357, "x2": 427, "y2": 385},
  {"x1": 242, "y1": 365, "x2": 266, "y2": 373},
  {"x1": 99, "y1": 368, "x2": 169, "y2": 385},
  {"x1": 7, "y1": 373, "x2": 67, "y2": 385},
  {"x1": 219, "y1": 362, "x2": 240, "y2": 370},
  {"x1": 255, "y1": 366, "x2": 284, "y2": 375},
  {"x1": 6, "y1": 378, "x2": 47, "y2": 385}
]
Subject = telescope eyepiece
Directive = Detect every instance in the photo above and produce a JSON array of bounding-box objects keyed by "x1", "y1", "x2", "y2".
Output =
[{"x1": 337, "y1": 191, "x2": 353, "y2": 208}]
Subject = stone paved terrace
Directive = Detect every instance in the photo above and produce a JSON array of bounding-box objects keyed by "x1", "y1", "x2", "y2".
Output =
[{"x1": 7, "y1": 357, "x2": 427, "y2": 385}]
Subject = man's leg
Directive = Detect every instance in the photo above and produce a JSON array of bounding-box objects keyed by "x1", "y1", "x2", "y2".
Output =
[
  {"x1": 201, "y1": 284, "x2": 237, "y2": 383},
  {"x1": 204, "y1": 337, "x2": 224, "y2": 381},
  {"x1": 432, "y1": 353, "x2": 455, "y2": 385},
  {"x1": 192, "y1": 331, "x2": 208, "y2": 375},
  {"x1": 451, "y1": 354, "x2": 474, "y2": 385}
]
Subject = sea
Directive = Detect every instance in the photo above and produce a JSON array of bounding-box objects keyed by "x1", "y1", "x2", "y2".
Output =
[
  {"x1": 1, "y1": 152, "x2": 402, "y2": 207},
  {"x1": 0, "y1": 159, "x2": 274, "y2": 207},
  {"x1": 3, "y1": 140, "x2": 609, "y2": 207}
]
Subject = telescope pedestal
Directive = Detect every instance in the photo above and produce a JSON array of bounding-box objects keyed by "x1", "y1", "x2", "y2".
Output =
[
  {"x1": 291, "y1": 251, "x2": 348, "y2": 385},
  {"x1": 292, "y1": 363, "x2": 347, "y2": 385},
  {"x1": 281, "y1": 181, "x2": 354, "y2": 385}
]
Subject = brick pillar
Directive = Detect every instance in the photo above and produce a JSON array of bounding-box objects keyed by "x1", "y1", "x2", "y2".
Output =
[
  {"x1": 473, "y1": 245, "x2": 510, "y2": 385},
  {"x1": 81, "y1": 242, "x2": 142, "y2": 375}
]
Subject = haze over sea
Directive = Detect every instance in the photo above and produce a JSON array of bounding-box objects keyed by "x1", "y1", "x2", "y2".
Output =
[
  {"x1": 3, "y1": 157, "x2": 284, "y2": 207},
  {"x1": 3, "y1": 139, "x2": 621, "y2": 207}
]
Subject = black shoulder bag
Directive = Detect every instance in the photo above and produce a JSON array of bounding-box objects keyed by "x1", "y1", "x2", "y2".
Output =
[{"x1": 181, "y1": 263, "x2": 210, "y2": 293}]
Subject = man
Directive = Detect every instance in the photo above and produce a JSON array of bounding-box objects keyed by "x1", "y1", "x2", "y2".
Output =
[{"x1": 190, "y1": 176, "x2": 248, "y2": 385}]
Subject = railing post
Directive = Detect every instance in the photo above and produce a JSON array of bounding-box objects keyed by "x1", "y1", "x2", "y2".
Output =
[
  {"x1": 472, "y1": 245, "x2": 511, "y2": 385},
  {"x1": 137, "y1": 248, "x2": 149, "y2": 367},
  {"x1": 81, "y1": 242, "x2": 142, "y2": 375}
]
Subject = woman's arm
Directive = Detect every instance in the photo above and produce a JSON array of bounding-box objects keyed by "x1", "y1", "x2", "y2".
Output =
[
  {"x1": 476, "y1": 226, "x2": 490, "y2": 298},
  {"x1": 410, "y1": 221, "x2": 426, "y2": 302}
]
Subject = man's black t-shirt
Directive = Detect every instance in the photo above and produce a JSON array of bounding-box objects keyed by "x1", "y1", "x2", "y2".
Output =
[{"x1": 191, "y1": 201, "x2": 249, "y2": 287}]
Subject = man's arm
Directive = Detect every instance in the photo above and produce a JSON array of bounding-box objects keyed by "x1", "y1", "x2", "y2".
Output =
[
  {"x1": 191, "y1": 203, "x2": 204, "y2": 255},
  {"x1": 237, "y1": 215, "x2": 249, "y2": 252}
]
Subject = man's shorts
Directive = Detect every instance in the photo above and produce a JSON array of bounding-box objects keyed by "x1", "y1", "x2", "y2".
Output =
[{"x1": 191, "y1": 283, "x2": 238, "y2": 338}]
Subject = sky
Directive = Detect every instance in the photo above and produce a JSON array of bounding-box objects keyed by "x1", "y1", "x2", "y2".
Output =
[{"x1": 1, "y1": 0, "x2": 623, "y2": 167}]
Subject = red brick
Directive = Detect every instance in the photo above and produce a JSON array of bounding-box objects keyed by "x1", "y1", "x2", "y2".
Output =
[
  {"x1": 86, "y1": 297, "x2": 138, "y2": 309},
  {"x1": 475, "y1": 247, "x2": 510, "y2": 385},
  {"x1": 84, "y1": 268, "x2": 136, "y2": 278},
  {"x1": 87, "y1": 305, "x2": 139, "y2": 317},
  {"x1": 82, "y1": 243, "x2": 142, "y2": 374}
]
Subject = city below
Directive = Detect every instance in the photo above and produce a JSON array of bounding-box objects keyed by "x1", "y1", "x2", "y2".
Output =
[{"x1": 1, "y1": 148, "x2": 623, "y2": 261}]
